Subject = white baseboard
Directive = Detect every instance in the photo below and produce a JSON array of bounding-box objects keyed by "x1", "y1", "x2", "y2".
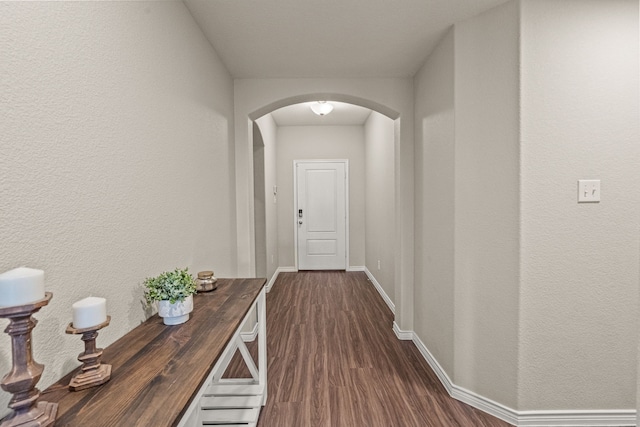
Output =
[
  {"x1": 347, "y1": 266, "x2": 365, "y2": 272},
  {"x1": 409, "y1": 331, "x2": 636, "y2": 427},
  {"x1": 411, "y1": 332, "x2": 454, "y2": 394},
  {"x1": 364, "y1": 267, "x2": 395, "y2": 314},
  {"x1": 516, "y1": 410, "x2": 637, "y2": 426},
  {"x1": 240, "y1": 322, "x2": 258, "y2": 342},
  {"x1": 266, "y1": 267, "x2": 297, "y2": 293},
  {"x1": 392, "y1": 321, "x2": 413, "y2": 340},
  {"x1": 449, "y1": 380, "x2": 518, "y2": 426},
  {"x1": 266, "y1": 270, "x2": 279, "y2": 293}
]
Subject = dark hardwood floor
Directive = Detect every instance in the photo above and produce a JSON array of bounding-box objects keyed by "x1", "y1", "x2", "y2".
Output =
[{"x1": 225, "y1": 271, "x2": 511, "y2": 427}]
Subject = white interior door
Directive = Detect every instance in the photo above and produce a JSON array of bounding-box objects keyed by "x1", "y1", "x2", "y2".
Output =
[{"x1": 295, "y1": 161, "x2": 347, "y2": 270}]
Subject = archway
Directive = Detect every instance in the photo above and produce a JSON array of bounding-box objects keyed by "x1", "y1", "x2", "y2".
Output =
[
  {"x1": 234, "y1": 81, "x2": 414, "y2": 334},
  {"x1": 249, "y1": 93, "x2": 400, "y2": 122}
]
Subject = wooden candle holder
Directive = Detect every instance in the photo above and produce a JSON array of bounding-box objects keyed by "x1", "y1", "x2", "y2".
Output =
[
  {"x1": 0, "y1": 292, "x2": 57, "y2": 427},
  {"x1": 65, "y1": 316, "x2": 111, "y2": 392}
]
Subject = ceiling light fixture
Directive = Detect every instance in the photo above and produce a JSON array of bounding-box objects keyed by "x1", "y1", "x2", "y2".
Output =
[{"x1": 310, "y1": 101, "x2": 334, "y2": 116}]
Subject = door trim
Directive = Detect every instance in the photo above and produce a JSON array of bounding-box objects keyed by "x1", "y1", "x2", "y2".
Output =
[{"x1": 293, "y1": 159, "x2": 349, "y2": 271}]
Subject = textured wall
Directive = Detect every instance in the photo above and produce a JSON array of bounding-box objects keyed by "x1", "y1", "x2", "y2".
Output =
[
  {"x1": 518, "y1": 0, "x2": 639, "y2": 410},
  {"x1": 0, "y1": 1, "x2": 234, "y2": 416},
  {"x1": 413, "y1": 28, "x2": 456, "y2": 377},
  {"x1": 453, "y1": 1, "x2": 521, "y2": 408},
  {"x1": 364, "y1": 112, "x2": 396, "y2": 303},
  {"x1": 275, "y1": 126, "x2": 365, "y2": 269},
  {"x1": 252, "y1": 123, "x2": 267, "y2": 278},
  {"x1": 255, "y1": 115, "x2": 279, "y2": 281},
  {"x1": 413, "y1": 0, "x2": 639, "y2": 413}
]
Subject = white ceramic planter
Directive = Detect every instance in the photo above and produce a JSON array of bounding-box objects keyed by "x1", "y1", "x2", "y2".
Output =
[{"x1": 157, "y1": 295, "x2": 194, "y2": 325}]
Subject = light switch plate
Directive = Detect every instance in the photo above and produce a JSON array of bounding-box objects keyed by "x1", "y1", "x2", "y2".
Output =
[{"x1": 578, "y1": 179, "x2": 600, "y2": 203}]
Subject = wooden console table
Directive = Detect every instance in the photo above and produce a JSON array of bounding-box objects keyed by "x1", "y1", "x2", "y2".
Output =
[{"x1": 39, "y1": 278, "x2": 267, "y2": 427}]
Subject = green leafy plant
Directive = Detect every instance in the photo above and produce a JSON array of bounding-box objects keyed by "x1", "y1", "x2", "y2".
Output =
[{"x1": 143, "y1": 267, "x2": 197, "y2": 304}]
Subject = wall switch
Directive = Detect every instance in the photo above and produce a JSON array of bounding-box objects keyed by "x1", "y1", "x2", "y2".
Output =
[
  {"x1": 578, "y1": 179, "x2": 600, "y2": 203},
  {"x1": 377, "y1": 260, "x2": 381, "y2": 270}
]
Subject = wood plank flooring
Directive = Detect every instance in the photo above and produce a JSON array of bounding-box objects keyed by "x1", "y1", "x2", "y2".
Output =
[{"x1": 224, "y1": 271, "x2": 511, "y2": 427}]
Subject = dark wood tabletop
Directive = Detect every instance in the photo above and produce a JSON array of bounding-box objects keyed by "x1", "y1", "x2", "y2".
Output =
[{"x1": 39, "y1": 278, "x2": 266, "y2": 427}]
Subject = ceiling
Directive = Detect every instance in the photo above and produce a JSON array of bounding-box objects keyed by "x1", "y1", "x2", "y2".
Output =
[
  {"x1": 271, "y1": 102, "x2": 372, "y2": 126},
  {"x1": 183, "y1": 0, "x2": 510, "y2": 79}
]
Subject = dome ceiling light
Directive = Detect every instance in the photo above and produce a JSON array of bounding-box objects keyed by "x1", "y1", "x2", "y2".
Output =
[{"x1": 310, "y1": 101, "x2": 334, "y2": 116}]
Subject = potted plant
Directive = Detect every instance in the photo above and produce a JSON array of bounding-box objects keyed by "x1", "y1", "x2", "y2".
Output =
[{"x1": 143, "y1": 267, "x2": 197, "y2": 325}]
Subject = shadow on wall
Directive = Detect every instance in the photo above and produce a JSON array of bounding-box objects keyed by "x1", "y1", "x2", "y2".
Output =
[{"x1": 130, "y1": 282, "x2": 154, "y2": 325}]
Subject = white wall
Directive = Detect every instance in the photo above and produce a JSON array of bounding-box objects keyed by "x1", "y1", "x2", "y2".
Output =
[
  {"x1": 454, "y1": 1, "x2": 521, "y2": 408},
  {"x1": 275, "y1": 126, "x2": 365, "y2": 269},
  {"x1": 413, "y1": 28, "x2": 456, "y2": 377},
  {"x1": 364, "y1": 112, "x2": 396, "y2": 303},
  {"x1": 0, "y1": 1, "x2": 234, "y2": 416},
  {"x1": 413, "y1": 0, "x2": 639, "y2": 417},
  {"x1": 252, "y1": 123, "x2": 267, "y2": 278},
  {"x1": 518, "y1": 0, "x2": 639, "y2": 410},
  {"x1": 255, "y1": 115, "x2": 279, "y2": 280}
]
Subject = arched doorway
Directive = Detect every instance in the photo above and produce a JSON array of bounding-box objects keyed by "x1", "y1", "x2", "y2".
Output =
[{"x1": 234, "y1": 82, "x2": 414, "y2": 334}]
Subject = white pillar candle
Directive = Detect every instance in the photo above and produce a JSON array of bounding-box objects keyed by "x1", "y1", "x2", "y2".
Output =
[
  {"x1": 72, "y1": 297, "x2": 107, "y2": 329},
  {"x1": 0, "y1": 267, "x2": 45, "y2": 307}
]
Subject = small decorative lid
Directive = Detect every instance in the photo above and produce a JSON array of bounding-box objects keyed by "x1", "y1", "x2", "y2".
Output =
[{"x1": 197, "y1": 271, "x2": 214, "y2": 279}]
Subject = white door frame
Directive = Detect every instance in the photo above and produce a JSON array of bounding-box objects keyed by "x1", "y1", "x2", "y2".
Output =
[{"x1": 293, "y1": 159, "x2": 349, "y2": 271}]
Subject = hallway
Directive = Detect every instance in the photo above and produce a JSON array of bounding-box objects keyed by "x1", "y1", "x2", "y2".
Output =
[{"x1": 227, "y1": 271, "x2": 510, "y2": 426}]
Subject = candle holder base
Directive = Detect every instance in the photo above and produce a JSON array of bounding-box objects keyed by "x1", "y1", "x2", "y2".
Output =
[
  {"x1": 68, "y1": 363, "x2": 111, "y2": 392},
  {"x1": 66, "y1": 316, "x2": 111, "y2": 392},
  {"x1": 0, "y1": 401, "x2": 57, "y2": 427}
]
